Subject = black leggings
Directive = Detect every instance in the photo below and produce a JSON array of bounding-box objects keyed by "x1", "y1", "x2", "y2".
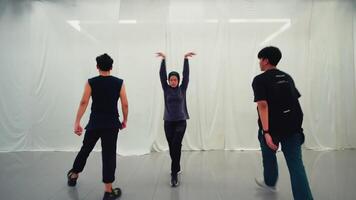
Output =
[
  {"x1": 164, "y1": 120, "x2": 187, "y2": 174},
  {"x1": 72, "y1": 128, "x2": 119, "y2": 183}
]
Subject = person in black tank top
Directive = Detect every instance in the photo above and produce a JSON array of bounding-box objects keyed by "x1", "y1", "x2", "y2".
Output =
[
  {"x1": 67, "y1": 54, "x2": 129, "y2": 200},
  {"x1": 252, "y1": 47, "x2": 313, "y2": 199}
]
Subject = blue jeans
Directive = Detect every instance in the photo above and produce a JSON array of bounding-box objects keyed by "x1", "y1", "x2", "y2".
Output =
[{"x1": 258, "y1": 129, "x2": 313, "y2": 200}]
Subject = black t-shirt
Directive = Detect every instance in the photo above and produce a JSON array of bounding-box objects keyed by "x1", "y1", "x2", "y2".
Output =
[
  {"x1": 85, "y1": 75, "x2": 123, "y2": 130},
  {"x1": 252, "y1": 68, "x2": 303, "y2": 140}
]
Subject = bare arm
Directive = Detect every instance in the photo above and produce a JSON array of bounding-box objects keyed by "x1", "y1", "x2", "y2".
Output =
[
  {"x1": 257, "y1": 100, "x2": 269, "y2": 132},
  {"x1": 257, "y1": 100, "x2": 278, "y2": 151},
  {"x1": 120, "y1": 83, "x2": 129, "y2": 129},
  {"x1": 74, "y1": 82, "x2": 91, "y2": 136}
]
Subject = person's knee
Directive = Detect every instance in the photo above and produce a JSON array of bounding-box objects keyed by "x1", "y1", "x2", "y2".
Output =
[
  {"x1": 172, "y1": 142, "x2": 182, "y2": 149},
  {"x1": 286, "y1": 160, "x2": 306, "y2": 173},
  {"x1": 80, "y1": 146, "x2": 93, "y2": 154}
]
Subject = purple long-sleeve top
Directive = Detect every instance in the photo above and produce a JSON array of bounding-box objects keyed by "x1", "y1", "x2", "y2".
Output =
[{"x1": 159, "y1": 59, "x2": 190, "y2": 121}]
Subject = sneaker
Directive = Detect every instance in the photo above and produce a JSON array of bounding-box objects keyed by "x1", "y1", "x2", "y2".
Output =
[
  {"x1": 67, "y1": 170, "x2": 78, "y2": 187},
  {"x1": 170, "y1": 173, "x2": 179, "y2": 187},
  {"x1": 255, "y1": 178, "x2": 277, "y2": 192},
  {"x1": 103, "y1": 188, "x2": 122, "y2": 200}
]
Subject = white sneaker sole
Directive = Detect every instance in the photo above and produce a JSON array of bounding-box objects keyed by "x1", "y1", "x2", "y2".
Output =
[{"x1": 255, "y1": 178, "x2": 277, "y2": 192}]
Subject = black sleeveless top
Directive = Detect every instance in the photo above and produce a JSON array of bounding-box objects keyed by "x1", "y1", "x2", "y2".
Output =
[{"x1": 85, "y1": 75, "x2": 123, "y2": 130}]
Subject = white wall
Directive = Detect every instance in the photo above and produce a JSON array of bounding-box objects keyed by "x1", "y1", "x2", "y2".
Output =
[{"x1": 0, "y1": 0, "x2": 355, "y2": 155}]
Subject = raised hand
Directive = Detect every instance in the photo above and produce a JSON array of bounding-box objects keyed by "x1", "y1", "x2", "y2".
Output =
[
  {"x1": 156, "y1": 52, "x2": 166, "y2": 59},
  {"x1": 184, "y1": 52, "x2": 196, "y2": 58}
]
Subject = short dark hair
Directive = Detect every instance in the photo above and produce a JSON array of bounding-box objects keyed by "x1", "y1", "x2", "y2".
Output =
[
  {"x1": 96, "y1": 53, "x2": 113, "y2": 71},
  {"x1": 168, "y1": 71, "x2": 180, "y2": 82},
  {"x1": 257, "y1": 46, "x2": 282, "y2": 66}
]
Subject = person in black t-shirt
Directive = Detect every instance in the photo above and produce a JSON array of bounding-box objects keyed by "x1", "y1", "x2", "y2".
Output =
[
  {"x1": 252, "y1": 46, "x2": 313, "y2": 200},
  {"x1": 67, "y1": 54, "x2": 128, "y2": 200}
]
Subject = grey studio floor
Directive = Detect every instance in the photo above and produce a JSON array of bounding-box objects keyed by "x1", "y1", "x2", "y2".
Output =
[{"x1": 0, "y1": 150, "x2": 355, "y2": 200}]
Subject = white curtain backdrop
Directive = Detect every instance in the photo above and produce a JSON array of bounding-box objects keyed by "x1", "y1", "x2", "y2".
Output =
[{"x1": 0, "y1": 0, "x2": 355, "y2": 155}]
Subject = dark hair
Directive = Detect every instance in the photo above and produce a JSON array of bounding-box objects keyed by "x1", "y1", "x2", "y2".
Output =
[
  {"x1": 168, "y1": 71, "x2": 180, "y2": 82},
  {"x1": 257, "y1": 46, "x2": 282, "y2": 66},
  {"x1": 96, "y1": 53, "x2": 113, "y2": 71}
]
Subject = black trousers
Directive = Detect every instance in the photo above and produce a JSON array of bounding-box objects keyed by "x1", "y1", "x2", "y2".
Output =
[
  {"x1": 72, "y1": 128, "x2": 119, "y2": 183},
  {"x1": 164, "y1": 120, "x2": 187, "y2": 175}
]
